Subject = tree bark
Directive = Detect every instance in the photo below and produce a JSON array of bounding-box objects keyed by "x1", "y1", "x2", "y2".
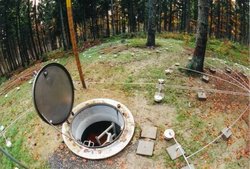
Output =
[
  {"x1": 168, "y1": 0, "x2": 173, "y2": 31},
  {"x1": 34, "y1": 0, "x2": 43, "y2": 56},
  {"x1": 185, "y1": 0, "x2": 190, "y2": 33},
  {"x1": 189, "y1": 0, "x2": 210, "y2": 72},
  {"x1": 27, "y1": 0, "x2": 39, "y2": 60},
  {"x1": 111, "y1": 0, "x2": 115, "y2": 35},
  {"x1": 58, "y1": 0, "x2": 68, "y2": 50},
  {"x1": 106, "y1": 4, "x2": 110, "y2": 37},
  {"x1": 209, "y1": 0, "x2": 213, "y2": 37},
  {"x1": 146, "y1": 0, "x2": 156, "y2": 47},
  {"x1": 216, "y1": 0, "x2": 221, "y2": 38}
]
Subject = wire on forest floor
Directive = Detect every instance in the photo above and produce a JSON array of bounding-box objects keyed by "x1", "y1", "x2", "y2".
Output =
[
  {"x1": 186, "y1": 105, "x2": 249, "y2": 159},
  {"x1": 0, "y1": 111, "x2": 30, "y2": 137},
  {"x1": 178, "y1": 67, "x2": 249, "y2": 93},
  {"x1": 205, "y1": 61, "x2": 249, "y2": 91},
  {"x1": 87, "y1": 81, "x2": 249, "y2": 97}
]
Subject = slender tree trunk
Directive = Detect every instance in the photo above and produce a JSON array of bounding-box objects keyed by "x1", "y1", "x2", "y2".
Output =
[
  {"x1": 157, "y1": 2, "x2": 162, "y2": 33},
  {"x1": 122, "y1": 13, "x2": 126, "y2": 33},
  {"x1": 146, "y1": 0, "x2": 156, "y2": 47},
  {"x1": 34, "y1": 0, "x2": 43, "y2": 56},
  {"x1": 185, "y1": 0, "x2": 190, "y2": 33},
  {"x1": 27, "y1": 0, "x2": 39, "y2": 60},
  {"x1": 163, "y1": 8, "x2": 167, "y2": 31},
  {"x1": 15, "y1": 0, "x2": 26, "y2": 67},
  {"x1": 180, "y1": 1, "x2": 186, "y2": 32},
  {"x1": 168, "y1": 0, "x2": 173, "y2": 31},
  {"x1": 209, "y1": 0, "x2": 213, "y2": 37},
  {"x1": 234, "y1": 2, "x2": 238, "y2": 41},
  {"x1": 106, "y1": 5, "x2": 110, "y2": 37},
  {"x1": 82, "y1": 5, "x2": 87, "y2": 41},
  {"x1": 128, "y1": 0, "x2": 136, "y2": 32},
  {"x1": 216, "y1": 0, "x2": 221, "y2": 38},
  {"x1": 58, "y1": 0, "x2": 68, "y2": 50},
  {"x1": 189, "y1": 0, "x2": 210, "y2": 72},
  {"x1": 111, "y1": 0, "x2": 115, "y2": 35}
]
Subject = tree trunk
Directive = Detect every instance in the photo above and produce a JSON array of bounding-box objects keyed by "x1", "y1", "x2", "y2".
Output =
[
  {"x1": 209, "y1": 0, "x2": 213, "y2": 37},
  {"x1": 180, "y1": 1, "x2": 186, "y2": 32},
  {"x1": 163, "y1": 9, "x2": 167, "y2": 31},
  {"x1": 34, "y1": 0, "x2": 43, "y2": 56},
  {"x1": 106, "y1": 5, "x2": 110, "y2": 37},
  {"x1": 189, "y1": 0, "x2": 210, "y2": 72},
  {"x1": 111, "y1": 0, "x2": 115, "y2": 35},
  {"x1": 185, "y1": 0, "x2": 190, "y2": 33},
  {"x1": 27, "y1": 0, "x2": 39, "y2": 60},
  {"x1": 216, "y1": 0, "x2": 221, "y2": 38},
  {"x1": 58, "y1": 0, "x2": 68, "y2": 50},
  {"x1": 168, "y1": 0, "x2": 173, "y2": 31},
  {"x1": 146, "y1": 0, "x2": 156, "y2": 47},
  {"x1": 157, "y1": 2, "x2": 162, "y2": 33}
]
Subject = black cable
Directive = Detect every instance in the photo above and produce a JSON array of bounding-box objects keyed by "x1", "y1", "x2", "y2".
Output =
[{"x1": 0, "y1": 146, "x2": 29, "y2": 169}]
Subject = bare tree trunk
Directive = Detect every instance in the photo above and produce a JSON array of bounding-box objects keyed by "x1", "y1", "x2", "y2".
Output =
[
  {"x1": 209, "y1": 0, "x2": 213, "y2": 37},
  {"x1": 106, "y1": 4, "x2": 110, "y2": 37},
  {"x1": 189, "y1": 0, "x2": 210, "y2": 72},
  {"x1": 58, "y1": 0, "x2": 68, "y2": 50},
  {"x1": 146, "y1": 0, "x2": 156, "y2": 47},
  {"x1": 216, "y1": 0, "x2": 221, "y2": 38},
  {"x1": 27, "y1": 0, "x2": 38, "y2": 60},
  {"x1": 34, "y1": 0, "x2": 43, "y2": 56},
  {"x1": 185, "y1": 0, "x2": 190, "y2": 33},
  {"x1": 168, "y1": 0, "x2": 173, "y2": 31},
  {"x1": 111, "y1": 0, "x2": 115, "y2": 35}
]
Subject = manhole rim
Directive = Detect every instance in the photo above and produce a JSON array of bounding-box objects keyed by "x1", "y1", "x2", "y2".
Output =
[
  {"x1": 70, "y1": 102, "x2": 126, "y2": 148},
  {"x1": 62, "y1": 98, "x2": 135, "y2": 159}
]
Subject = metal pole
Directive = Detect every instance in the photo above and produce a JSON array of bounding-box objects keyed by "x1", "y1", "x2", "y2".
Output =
[{"x1": 66, "y1": 0, "x2": 87, "y2": 89}]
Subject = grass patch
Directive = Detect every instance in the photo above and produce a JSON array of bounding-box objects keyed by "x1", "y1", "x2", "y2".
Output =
[
  {"x1": 0, "y1": 112, "x2": 48, "y2": 169},
  {"x1": 0, "y1": 81, "x2": 48, "y2": 168},
  {"x1": 188, "y1": 36, "x2": 249, "y2": 66},
  {"x1": 0, "y1": 76, "x2": 7, "y2": 86}
]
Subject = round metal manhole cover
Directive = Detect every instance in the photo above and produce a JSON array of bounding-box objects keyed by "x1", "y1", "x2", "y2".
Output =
[{"x1": 33, "y1": 63, "x2": 74, "y2": 125}]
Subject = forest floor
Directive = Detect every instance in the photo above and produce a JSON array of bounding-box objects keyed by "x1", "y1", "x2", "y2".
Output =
[{"x1": 0, "y1": 37, "x2": 249, "y2": 169}]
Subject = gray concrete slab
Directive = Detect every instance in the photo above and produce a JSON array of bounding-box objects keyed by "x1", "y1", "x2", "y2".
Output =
[
  {"x1": 221, "y1": 128, "x2": 232, "y2": 140},
  {"x1": 197, "y1": 91, "x2": 207, "y2": 101},
  {"x1": 166, "y1": 143, "x2": 185, "y2": 160},
  {"x1": 209, "y1": 68, "x2": 216, "y2": 73},
  {"x1": 225, "y1": 67, "x2": 232, "y2": 73},
  {"x1": 181, "y1": 164, "x2": 195, "y2": 169},
  {"x1": 202, "y1": 75, "x2": 209, "y2": 83},
  {"x1": 136, "y1": 140, "x2": 154, "y2": 156},
  {"x1": 141, "y1": 126, "x2": 157, "y2": 139}
]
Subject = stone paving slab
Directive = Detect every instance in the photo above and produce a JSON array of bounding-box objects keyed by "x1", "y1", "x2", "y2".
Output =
[
  {"x1": 166, "y1": 143, "x2": 185, "y2": 160},
  {"x1": 221, "y1": 127, "x2": 232, "y2": 140},
  {"x1": 141, "y1": 126, "x2": 157, "y2": 140},
  {"x1": 197, "y1": 91, "x2": 207, "y2": 101},
  {"x1": 136, "y1": 140, "x2": 154, "y2": 156},
  {"x1": 202, "y1": 75, "x2": 209, "y2": 83}
]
